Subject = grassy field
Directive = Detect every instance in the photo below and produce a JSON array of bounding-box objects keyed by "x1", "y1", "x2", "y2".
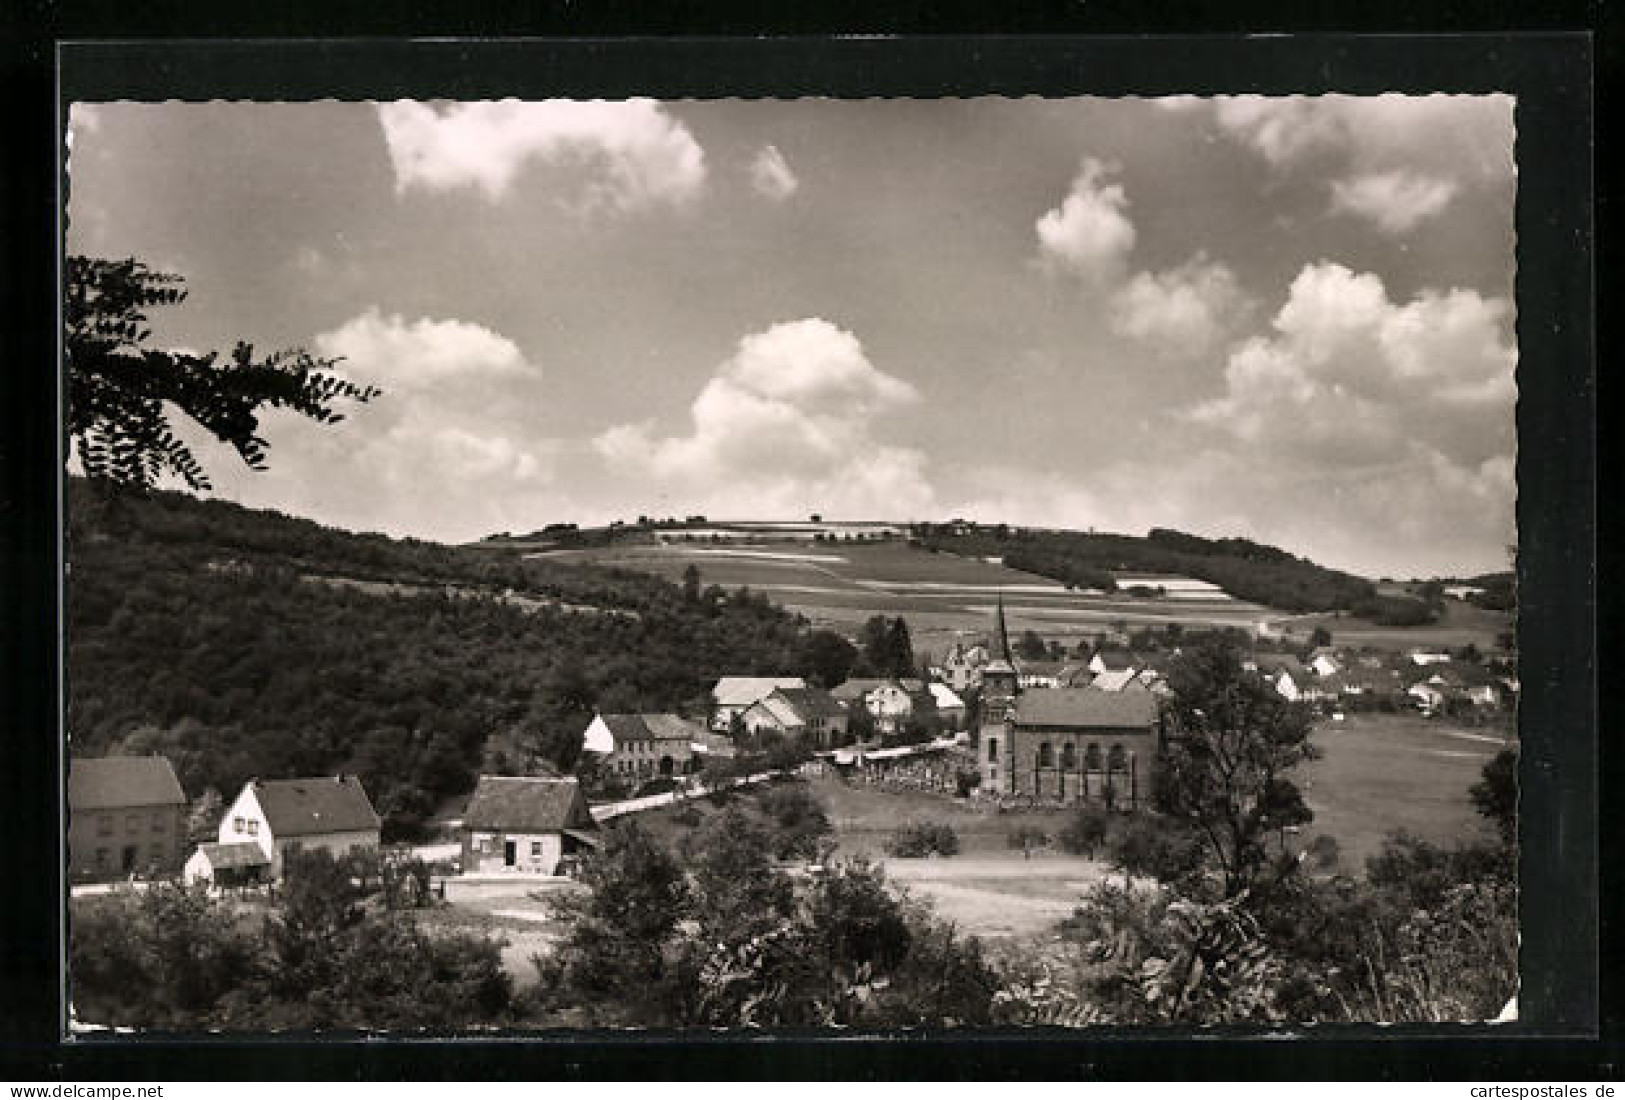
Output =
[
  {"x1": 1293, "y1": 713, "x2": 1513, "y2": 872},
  {"x1": 544, "y1": 539, "x2": 1512, "y2": 658},
  {"x1": 543, "y1": 540, "x2": 1273, "y2": 657}
]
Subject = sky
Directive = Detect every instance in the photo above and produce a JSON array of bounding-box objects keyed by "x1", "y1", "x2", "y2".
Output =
[{"x1": 65, "y1": 95, "x2": 1517, "y2": 578}]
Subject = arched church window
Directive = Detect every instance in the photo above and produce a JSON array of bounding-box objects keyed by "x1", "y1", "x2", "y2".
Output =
[
  {"x1": 987, "y1": 738, "x2": 998, "y2": 763},
  {"x1": 1061, "y1": 743, "x2": 1077, "y2": 770},
  {"x1": 1085, "y1": 743, "x2": 1102, "y2": 771},
  {"x1": 1038, "y1": 742, "x2": 1054, "y2": 768},
  {"x1": 1108, "y1": 744, "x2": 1128, "y2": 771}
]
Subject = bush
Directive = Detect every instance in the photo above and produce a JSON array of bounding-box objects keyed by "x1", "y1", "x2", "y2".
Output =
[
  {"x1": 757, "y1": 783, "x2": 832, "y2": 860},
  {"x1": 634, "y1": 776, "x2": 680, "y2": 798},
  {"x1": 1059, "y1": 807, "x2": 1113, "y2": 858},
  {"x1": 954, "y1": 770, "x2": 980, "y2": 798},
  {"x1": 886, "y1": 822, "x2": 960, "y2": 858},
  {"x1": 1007, "y1": 825, "x2": 1050, "y2": 854},
  {"x1": 670, "y1": 805, "x2": 703, "y2": 827}
]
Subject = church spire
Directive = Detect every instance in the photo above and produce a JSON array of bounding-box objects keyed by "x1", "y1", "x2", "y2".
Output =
[{"x1": 994, "y1": 592, "x2": 1013, "y2": 664}]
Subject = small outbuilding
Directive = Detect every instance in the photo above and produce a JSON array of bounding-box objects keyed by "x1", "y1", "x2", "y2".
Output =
[
  {"x1": 461, "y1": 776, "x2": 599, "y2": 877},
  {"x1": 184, "y1": 840, "x2": 270, "y2": 889}
]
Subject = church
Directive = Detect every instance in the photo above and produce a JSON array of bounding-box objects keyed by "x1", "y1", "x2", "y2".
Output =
[{"x1": 977, "y1": 598, "x2": 1163, "y2": 808}]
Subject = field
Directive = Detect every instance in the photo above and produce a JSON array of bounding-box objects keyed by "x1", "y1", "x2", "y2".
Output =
[
  {"x1": 1293, "y1": 713, "x2": 1512, "y2": 871},
  {"x1": 540, "y1": 539, "x2": 1512, "y2": 657},
  {"x1": 540, "y1": 539, "x2": 1274, "y2": 657}
]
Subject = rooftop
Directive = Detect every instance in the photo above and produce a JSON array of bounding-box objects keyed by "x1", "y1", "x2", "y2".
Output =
[
  {"x1": 69, "y1": 756, "x2": 187, "y2": 811},
  {"x1": 1014, "y1": 688, "x2": 1160, "y2": 729},
  {"x1": 462, "y1": 776, "x2": 595, "y2": 833},
  {"x1": 253, "y1": 775, "x2": 380, "y2": 837}
]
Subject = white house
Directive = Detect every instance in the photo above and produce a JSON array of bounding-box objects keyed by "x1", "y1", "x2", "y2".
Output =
[
  {"x1": 927, "y1": 682, "x2": 967, "y2": 729},
  {"x1": 710, "y1": 676, "x2": 807, "y2": 730},
  {"x1": 1309, "y1": 649, "x2": 1342, "y2": 678},
  {"x1": 1408, "y1": 682, "x2": 1447, "y2": 711},
  {"x1": 1409, "y1": 649, "x2": 1453, "y2": 667},
  {"x1": 184, "y1": 841, "x2": 268, "y2": 888},
  {"x1": 216, "y1": 775, "x2": 381, "y2": 878}
]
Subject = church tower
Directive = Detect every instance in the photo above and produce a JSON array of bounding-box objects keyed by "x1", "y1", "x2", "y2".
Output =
[{"x1": 978, "y1": 594, "x2": 1020, "y2": 794}]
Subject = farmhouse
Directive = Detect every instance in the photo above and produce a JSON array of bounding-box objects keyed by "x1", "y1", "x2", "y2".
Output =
[
  {"x1": 741, "y1": 686, "x2": 850, "y2": 747},
  {"x1": 1088, "y1": 649, "x2": 1140, "y2": 676},
  {"x1": 216, "y1": 775, "x2": 381, "y2": 878},
  {"x1": 461, "y1": 776, "x2": 598, "y2": 876},
  {"x1": 938, "y1": 641, "x2": 989, "y2": 693},
  {"x1": 830, "y1": 677, "x2": 931, "y2": 733},
  {"x1": 710, "y1": 676, "x2": 807, "y2": 730},
  {"x1": 585, "y1": 713, "x2": 701, "y2": 780},
  {"x1": 927, "y1": 682, "x2": 968, "y2": 729},
  {"x1": 68, "y1": 755, "x2": 189, "y2": 881}
]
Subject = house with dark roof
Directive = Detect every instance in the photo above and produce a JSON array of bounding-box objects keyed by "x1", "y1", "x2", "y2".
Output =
[
  {"x1": 216, "y1": 775, "x2": 380, "y2": 878},
  {"x1": 741, "y1": 686, "x2": 850, "y2": 747},
  {"x1": 461, "y1": 776, "x2": 598, "y2": 876},
  {"x1": 68, "y1": 755, "x2": 189, "y2": 881},
  {"x1": 1088, "y1": 649, "x2": 1140, "y2": 676},
  {"x1": 981, "y1": 687, "x2": 1163, "y2": 808},
  {"x1": 582, "y1": 713, "x2": 701, "y2": 781},
  {"x1": 830, "y1": 678, "x2": 931, "y2": 734}
]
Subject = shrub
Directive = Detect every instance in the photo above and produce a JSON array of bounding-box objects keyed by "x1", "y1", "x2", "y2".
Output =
[
  {"x1": 756, "y1": 783, "x2": 832, "y2": 860},
  {"x1": 1007, "y1": 825, "x2": 1050, "y2": 854},
  {"x1": 886, "y1": 822, "x2": 960, "y2": 858},
  {"x1": 634, "y1": 776, "x2": 680, "y2": 798},
  {"x1": 670, "y1": 805, "x2": 703, "y2": 827},
  {"x1": 1059, "y1": 807, "x2": 1112, "y2": 858},
  {"x1": 954, "y1": 769, "x2": 980, "y2": 798}
]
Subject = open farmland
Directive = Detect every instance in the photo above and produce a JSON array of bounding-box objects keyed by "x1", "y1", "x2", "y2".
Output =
[
  {"x1": 1293, "y1": 713, "x2": 1514, "y2": 872},
  {"x1": 539, "y1": 540, "x2": 1274, "y2": 655}
]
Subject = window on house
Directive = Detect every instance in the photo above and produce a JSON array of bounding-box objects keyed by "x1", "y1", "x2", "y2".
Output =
[
  {"x1": 126, "y1": 813, "x2": 141, "y2": 832},
  {"x1": 151, "y1": 813, "x2": 165, "y2": 833},
  {"x1": 247, "y1": 820, "x2": 259, "y2": 836},
  {"x1": 531, "y1": 841, "x2": 543, "y2": 857},
  {"x1": 95, "y1": 848, "x2": 109, "y2": 868},
  {"x1": 987, "y1": 738, "x2": 998, "y2": 762},
  {"x1": 96, "y1": 815, "x2": 113, "y2": 837},
  {"x1": 1038, "y1": 742, "x2": 1054, "y2": 768}
]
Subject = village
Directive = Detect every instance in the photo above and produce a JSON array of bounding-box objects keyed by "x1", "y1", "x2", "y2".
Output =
[{"x1": 68, "y1": 591, "x2": 1516, "y2": 924}]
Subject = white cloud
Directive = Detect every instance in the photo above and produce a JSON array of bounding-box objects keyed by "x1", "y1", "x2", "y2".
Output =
[
  {"x1": 594, "y1": 318, "x2": 935, "y2": 518},
  {"x1": 375, "y1": 98, "x2": 706, "y2": 211},
  {"x1": 1035, "y1": 158, "x2": 1136, "y2": 282},
  {"x1": 314, "y1": 307, "x2": 533, "y2": 390},
  {"x1": 749, "y1": 144, "x2": 799, "y2": 201},
  {"x1": 1330, "y1": 170, "x2": 1460, "y2": 235},
  {"x1": 1108, "y1": 254, "x2": 1251, "y2": 356},
  {"x1": 1188, "y1": 260, "x2": 1515, "y2": 469},
  {"x1": 1202, "y1": 94, "x2": 1512, "y2": 234}
]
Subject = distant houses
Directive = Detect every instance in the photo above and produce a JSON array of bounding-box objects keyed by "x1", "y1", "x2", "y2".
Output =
[
  {"x1": 460, "y1": 775, "x2": 598, "y2": 876},
  {"x1": 68, "y1": 756, "x2": 189, "y2": 882},
  {"x1": 211, "y1": 775, "x2": 381, "y2": 880}
]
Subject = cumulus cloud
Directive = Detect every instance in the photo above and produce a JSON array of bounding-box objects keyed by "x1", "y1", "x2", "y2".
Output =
[
  {"x1": 1330, "y1": 170, "x2": 1461, "y2": 236},
  {"x1": 1185, "y1": 260, "x2": 1514, "y2": 497},
  {"x1": 1035, "y1": 158, "x2": 1136, "y2": 282},
  {"x1": 1108, "y1": 254, "x2": 1251, "y2": 356},
  {"x1": 1202, "y1": 94, "x2": 1512, "y2": 234},
  {"x1": 749, "y1": 144, "x2": 799, "y2": 201},
  {"x1": 375, "y1": 98, "x2": 706, "y2": 211},
  {"x1": 594, "y1": 318, "x2": 935, "y2": 518},
  {"x1": 314, "y1": 307, "x2": 533, "y2": 389}
]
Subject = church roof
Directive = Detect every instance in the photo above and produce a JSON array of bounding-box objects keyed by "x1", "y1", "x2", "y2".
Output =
[{"x1": 1013, "y1": 688, "x2": 1160, "y2": 729}]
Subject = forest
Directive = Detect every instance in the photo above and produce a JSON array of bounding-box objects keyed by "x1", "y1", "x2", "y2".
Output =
[
  {"x1": 910, "y1": 523, "x2": 1378, "y2": 613},
  {"x1": 65, "y1": 483, "x2": 851, "y2": 837}
]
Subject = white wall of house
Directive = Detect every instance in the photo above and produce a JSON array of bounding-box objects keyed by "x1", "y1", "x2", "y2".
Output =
[
  {"x1": 218, "y1": 785, "x2": 275, "y2": 862},
  {"x1": 582, "y1": 715, "x2": 617, "y2": 754},
  {"x1": 465, "y1": 830, "x2": 564, "y2": 875}
]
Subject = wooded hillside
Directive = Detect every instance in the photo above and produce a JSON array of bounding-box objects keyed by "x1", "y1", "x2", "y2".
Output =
[{"x1": 66, "y1": 485, "x2": 830, "y2": 837}]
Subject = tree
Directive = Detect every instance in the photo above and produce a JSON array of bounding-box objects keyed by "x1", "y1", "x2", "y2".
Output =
[
  {"x1": 1470, "y1": 748, "x2": 1518, "y2": 845},
  {"x1": 797, "y1": 629, "x2": 858, "y2": 689},
  {"x1": 681, "y1": 563, "x2": 702, "y2": 602},
  {"x1": 1308, "y1": 626, "x2": 1333, "y2": 649},
  {"x1": 885, "y1": 616, "x2": 916, "y2": 678},
  {"x1": 1157, "y1": 638, "x2": 1320, "y2": 899},
  {"x1": 1017, "y1": 629, "x2": 1049, "y2": 662},
  {"x1": 1059, "y1": 806, "x2": 1112, "y2": 859},
  {"x1": 66, "y1": 256, "x2": 378, "y2": 491}
]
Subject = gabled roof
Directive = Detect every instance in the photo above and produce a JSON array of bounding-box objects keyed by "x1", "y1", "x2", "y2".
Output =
[
  {"x1": 1013, "y1": 688, "x2": 1160, "y2": 729},
  {"x1": 193, "y1": 841, "x2": 269, "y2": 870},
  {"x1": 462, "y1": 776, "x2": 595, "y2": 833},
  {"x1": 1093, "y1": 650, "x2": 1139, "y2": 671},
  {"x1": 69, "y1": 756, "x2": 187, "y2": 811},
  {"x1": 771, "y1": 686, "x2": 847, "y2": 719},
  {"x1": 600, "y1": 713, "x2": 703, "y2": 743},
  {"x1": 1090, "y1": 668, "x2": 1141, "y2": 693},
  {"x1": 712, "y1": 676, "x2": 806, "y2": 707},
  {"x1": 252, "y1": 776, "x2": 380, "y2": 837},
  {"x1": 928, "y1": 683, "x2": 966, "y2": 709},
  {"x1": 1253, "y1": 653, "x2": 1309, "y2": 678}
]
